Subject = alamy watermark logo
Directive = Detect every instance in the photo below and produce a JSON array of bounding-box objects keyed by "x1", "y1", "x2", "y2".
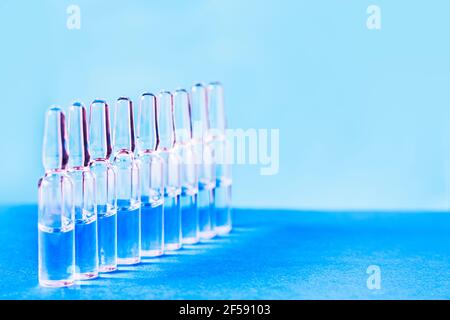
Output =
[
  {"x1": 225, "y1": 128, "x2": 279, "y2": 176},
  {"x1": 188, "y1": 122, "x2": 280, "y2": 176},
  {"x1": 66, "y1": 5, "x2": 81, "y2": 30},
  {"x1": 366, "y1": 265, "x2": 381, "y2": 290},
  {"x1": 367, "y1": 5, "x2": 381, "y2": 30}
]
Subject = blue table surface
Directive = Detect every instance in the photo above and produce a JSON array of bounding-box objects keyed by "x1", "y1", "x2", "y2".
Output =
[{"x1": 0, "y1": 205, "x2": 450, "y2": 300}]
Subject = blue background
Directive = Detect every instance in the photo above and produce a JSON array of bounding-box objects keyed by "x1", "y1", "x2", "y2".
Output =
[{"x1": 1, "y1": 0, "x2": 450, "y2": 210}]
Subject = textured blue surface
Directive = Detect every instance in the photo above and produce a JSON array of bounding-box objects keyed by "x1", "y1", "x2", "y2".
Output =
[{"x1": 0, "y1": 205, "x2": 450, "y2": 299}]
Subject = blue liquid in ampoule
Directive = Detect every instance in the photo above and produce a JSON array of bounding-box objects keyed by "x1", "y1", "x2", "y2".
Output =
[
  {"x1": 214, "y1": 179, "x2": 232, "y2": 235},
  {"x1": 141, "y1": 197, "x2": 164, "y2": 256},
  {"x1": 181, "y1": 192, "x2": 199, "y2": 244},
  {"x1": 210, "y1": 193, "x2": 216, "y2": 231},
  {"x1": 38, "y1": 224, "x2": 75, "y2": 286},
  {"x1": 97, "y1": 205, "x2": 117, "y2": 271},
  {"x1": 75, "y1": 210, "x2": 98, "y2": 279},
  {"x1": 117, "y1": 199, "x2": 141, "y2": 264},
  {"x1": 164, "y1": 194, "x2": 182, "y2": 250},
  {"x1": 198, "y1": 184, "x2": 216, "y2": 239}
]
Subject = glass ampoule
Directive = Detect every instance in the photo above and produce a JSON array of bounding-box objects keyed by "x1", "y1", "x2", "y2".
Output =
[
  {"x1": 68, "y1": 102, "x2": 98, "y2": 280},
  {"x1": 173, "y1": 89, "x2": 199, "y2": 244},
  {"x1": 38, "y1": 107, "x2": 75, "y2": 287},
  {"x1": 157, "y1": 91, "x2": 182, "y2": 251},
  {"x1": 137, "y1": 93, "x2": 164, "y2": 257},
  {"x1": 190, "y1": 83, "x2": 216, "y2": 239},
  {"x1": 207, "y1": 82, "x2": 232, "y2": 235},
  {"x1": 89, "y1": 100, "x2": 118, "y2": 272},
  {"x1": 113, "y1": 97, "x2": 141, "y2": 265}
]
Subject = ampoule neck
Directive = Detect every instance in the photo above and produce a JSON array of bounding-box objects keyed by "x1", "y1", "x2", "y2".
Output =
[
  {"x1": 157, "y1": 146, "x2": 172, "y2": 153},
  {"x1": 90, "y1": 157, "x2": 109, "y2": 163},
  {"x1": 138, "y1": 148, "x2": 158, "y2": 155},
  {"x1": 114, "y1": 148, "x2": 134, "y2": 157},
  {"x1": 68, "y1": 166, "x2": 88, "y2": 172},
  {"x1": 89, "y1": 157, "x2": 113, "y2": 169},
  {"x1": 43, "y1": 168, "x2": 67, "y2": 177}
]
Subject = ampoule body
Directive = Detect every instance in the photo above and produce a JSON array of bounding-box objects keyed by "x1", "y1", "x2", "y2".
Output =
[
  {"x1": 191, "y1": 83, "x2": 216, "y2": 239},
  {"x1": 113, "y1": 97, "x2": 141, "y2": 265},
  {"x1": 158, "y1": 91, "x2": 182, "y2": 250},
  {"x1": 207, "y1": 82, "x2": 232, "y2": 234},
  {"x1": 68, "y1": 102, "x2": 98, "y2": 280},
  {"x1": 89, "y1": 100, "x2": 118, "y2": 272},
  {"x1": 173, "y1": 89, "x2": 199, "y2": 244},
  {"x1": 137, "y1": 93, "x2": 165, "y2": 257},
  {"x1": 38, "y1": 107, "x2": 75, "y2": 287}
]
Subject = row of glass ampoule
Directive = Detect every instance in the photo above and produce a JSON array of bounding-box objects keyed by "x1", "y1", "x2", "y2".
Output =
[{"x1": 38, "y1": 82, "x2": 232, "y2": 288}]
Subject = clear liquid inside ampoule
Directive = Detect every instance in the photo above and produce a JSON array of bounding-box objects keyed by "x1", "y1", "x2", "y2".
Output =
[
  {"x1": 97, "y1": 205, "x2": 117, "y2": 272},
  {"x1": 214, "y1": 180, "x2": 232, "y2": 235},
  {"x1": 198, "y1": 184, "x2": 216, "y2": 239},
  {"x1": 141, "y1": 197, "x2": 164, "y2": 257},
  {"x1": 164, "y1": 194, "x2": 182, "y2": 251},
  {"x1": 38, "y1": 223, "x2": 75, "y2": 287},
  {"x1": 181, "y1": 193, "x2": 199, "y2": 244},
  {"x1": 117, "y1": 199, "x2": 141, "y2": 265},
  {"x1": 75, "y1": 209, "x2": 98, "y2": 280}
]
